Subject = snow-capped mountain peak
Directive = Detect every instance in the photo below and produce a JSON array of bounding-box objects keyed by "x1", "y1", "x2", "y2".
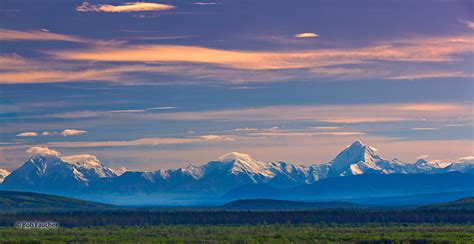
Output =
[
  {"x1": 330, "y1": 140, "x2": 382, "y2": 175},
  {"x1": 0, "y1": 168, "x2": 10, "y2": 183}
]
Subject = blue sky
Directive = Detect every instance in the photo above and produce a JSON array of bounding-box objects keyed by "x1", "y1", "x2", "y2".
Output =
[{"x1": 0, "y1": 0, "x2": 473, "y2": 170}]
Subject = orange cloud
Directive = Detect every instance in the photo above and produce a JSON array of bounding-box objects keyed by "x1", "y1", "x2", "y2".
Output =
[
  {"x1": 398, "y1": 103, "x2": 459, "y2": 111},
  {"x1": 77, "y1": 2, "x2": 175, "y2": 13},
  {"x1": 294, "y1": 32, "x2": 319, "y2": 38},
  {"x1": 49, "y1": 35, "x2": 474, "y2": 71}
]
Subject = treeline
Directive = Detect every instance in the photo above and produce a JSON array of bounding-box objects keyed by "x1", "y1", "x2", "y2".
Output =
[{"x1": 0, "y1": 209, "x2": 473, "y2": 227}]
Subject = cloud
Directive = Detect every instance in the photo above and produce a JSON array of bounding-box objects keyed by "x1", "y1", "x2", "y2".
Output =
[
  {"x1": 198, "y1": 135, "x2": 234, "y2": 141},
  {"x1": 417, "y1": 154, "x2": 429, "y2": 160},
  {"x1": 45, "y1": 135, "x2": 234, "y2": 148},
  {"x1": 294, "y1": 32, "x2": 319, "y2": 38},
  {"x1": 320, "y1": 118, "x2": 408, "y2": 124},
  {"x1": 100, "y1": 103, "x2": 471, "y2": 126},
  {"x1": 41, "y1": 132, "x2": 53, "y2": 136},
  {"x1": 16, "y1": 132, "x2": 38, "y2": 137},
  {"x1": 234, "y1": 127, "x2": 258, "y2": 131},
  {"x1": 313, "y1": 126, "x2": 341, "y2": 130},
  {"x1": 249, "y1": 131, "x2": 366, "y2": 137},
  {"x1": 398, "y1": 103, "x2": 459, "y2": 111},
  {"x1": 458, "y1": 156, "x2": 474, "y2": 161},
  {"x1": 77, "y1": 2, "x2": 175, "y2": 13},
  {"x1": 194, "y1": 2, "x2": 218, "y2": 5},
  {"x1": 387, "y1": 71, "x2": 470, "y2": 80},
  {"x1": 26, "y1": 146, "x2": 61, "y2": 157},
  {"x1": 0, "y1": 28, "x2": 85, "y2": 42},
  {"x1": 60, "y1": 129, "x2": 87, "y2": 136},
  {"x1": 410, "y1": 127, "x2": 438, "y2": 131},
  {"x1": 2, "y1": 33, "x2": 472, "y2": 84},
  {"x1": 49, "y1": 35, "x2": 474, "y2": 70},
  {"x1": 460, "y1": 20, "x2": 474, "y2": 29}
]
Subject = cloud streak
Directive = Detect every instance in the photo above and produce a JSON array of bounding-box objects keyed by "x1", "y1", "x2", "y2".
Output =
[
  {"x1": 77, "y1": 2, "x2": 175, "y2": 13},
  {"x1": 0, "y1": 29, "x2": 85, "y2": 42},
  {"x1": 16, "y1": 132, "x2": 38, "y2": 137},
  {"x1": 60, "y1": 129, "x2": 87, "y2": 136},
  {"x1": 294, "y1": 32, "x2": 319, "y2": 38},
  {"x1": 46, "y1": 135, "x2": 235, "y2": 148}
]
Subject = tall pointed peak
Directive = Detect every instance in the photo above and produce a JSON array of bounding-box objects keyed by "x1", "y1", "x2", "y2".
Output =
[{"x1": 330, "y1": 140, "x2": 382, "y2": 174}]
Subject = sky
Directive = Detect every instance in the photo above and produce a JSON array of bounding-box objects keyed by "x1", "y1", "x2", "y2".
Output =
[{"x1": 0, "y1": 0, "x2": 473, "y2": 171}]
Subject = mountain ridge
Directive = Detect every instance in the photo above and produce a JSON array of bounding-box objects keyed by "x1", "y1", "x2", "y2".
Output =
[{"x1": 1, "y1": 140, "x2": 473, "y2": 200}]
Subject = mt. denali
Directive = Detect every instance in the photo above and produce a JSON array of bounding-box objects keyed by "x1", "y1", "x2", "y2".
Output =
[{"x1": 1, "y1": 140, "x2": 472, "y2": 197}]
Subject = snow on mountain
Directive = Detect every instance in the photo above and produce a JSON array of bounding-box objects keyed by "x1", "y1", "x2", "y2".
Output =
[
  {"x1": 2, "y1": 150, "x2": 120, "y2": 194},
  {"x1": 112, "y1": 167, "x2": 128, "y2": 176},
  {"x1": 406, "y1": 159, "x2": 444, "y2": 174},
  {"x1": 444, "y1": 157, "x2": 474, "y2": 174},
  {"x1": 327, "y1": 140, "x2": 408, "y2": 177},
  {"x1": 2, "y1": 141, "x2": 472, "y2": 197},
  {"x1": 61, "y1": 154, "x2": 117, "y2": 178},
  {"x1": 0, "y1": 169, "x2": 10, "y2": 183}
]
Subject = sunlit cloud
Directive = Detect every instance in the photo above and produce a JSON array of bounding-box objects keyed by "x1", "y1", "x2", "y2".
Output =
[
  {"x1": 458, "y1": 156, "x2": 474, "y2": 161},
  {"x1": 16, "y1": 132, "x2": 38, "y2": 137},
  {"x1": 398, "y1": 103, "x2": 458, "y2": 111},
  {"x1": 294, "y1": 32, "x2": 319, "y2": 38},
  {"x1": 76, "y1": 2, "x2": 175, "y2": 13},
  {"x1": 60, "y1": 129, "x2": 87, "y2": 136},
  {"x1": 26, "y1": 146, "x2": 61, "y2": 157},
  {"x1": 198, "y1": 134, "x2": 234, "y2": 141}
]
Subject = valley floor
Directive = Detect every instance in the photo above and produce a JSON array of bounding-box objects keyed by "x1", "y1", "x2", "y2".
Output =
[{"x1": 1, "y1": 224, "x2": 473, "y2": 243}]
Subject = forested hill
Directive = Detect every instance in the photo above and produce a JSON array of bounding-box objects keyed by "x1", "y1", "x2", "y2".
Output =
[
  {"x1": 0, "y1": 190, "x2": 117, "y2": 213},
  {"x1": 421, "y1": 197, "x2": 474, "y2": 210}
]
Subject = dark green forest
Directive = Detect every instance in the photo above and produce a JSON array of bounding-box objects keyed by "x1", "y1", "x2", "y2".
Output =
[{"x1": 1, "y1": 209, "x2": 473, "y2": 227}]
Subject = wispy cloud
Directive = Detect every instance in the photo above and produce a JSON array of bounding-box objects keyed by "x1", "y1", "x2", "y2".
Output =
[
  {"x1": 194, "y1": 2, "x2": 218, "y2": 5},
  {"x1": 460, "y1": 20, "x2": 474, "y2": 29},
  {"x1": 250, "y1": 131, "x2": 366, "y2": 137},
  {"x1": 294, "y1": 32, "x2": 319, "y2": 38},
  {"x1": 234, "y1": 127, "x2": 258, "y2": 132},
  {"x1": 0, "y1": 28, "x2": 85, "y2": 42},
  {"x1": 398, "y1": 103, "x2": 458, "y2": 111},
  {"x1": 16, "y1": 132, "x2": 38, "y2": 137},
  {"x1": 312, "y1": 126, "x2": 341, "y2": 130},
  {"x1": 77, "y1": 2, "x2": 175, "y2": 13},
  {"x1": 458, "y1": 156, "x2": 474, "y2": 161},
  {"x1": 147, "y1": 103, "x2": 471, "y2": 125},
  {"x1": 410, "y1": 127, "x2": 439, "y2": 131},
  {"x1": 46, "y1": 135, "x2": 234, "y2": 148}
]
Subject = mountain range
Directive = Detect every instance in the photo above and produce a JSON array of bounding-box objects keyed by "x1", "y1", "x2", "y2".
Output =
[{"x1": 0, "y1": 140, "x2": 473, "y2": 205}]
